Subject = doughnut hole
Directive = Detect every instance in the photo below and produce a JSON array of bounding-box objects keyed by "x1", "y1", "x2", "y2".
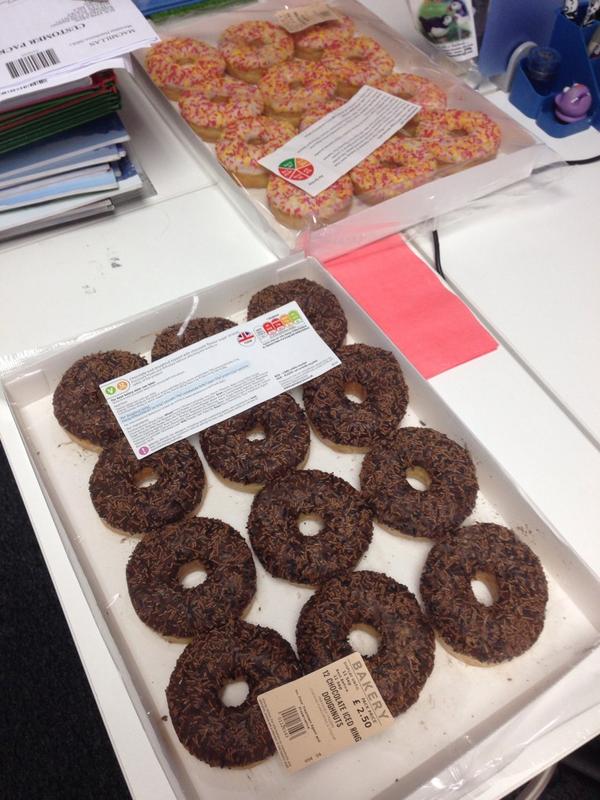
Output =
[
  {"x1": 471, "y1": 571, "x2": 499, "y2": 607},
  {"x1": 348, "y1": 623, "x2": 381, "y2": 657},
  {"x1": 289, "y1": 80, "x2": 305, "y2": 90},
  {"x1": 219, "y1": 678, "x2": 250, "y2": 707},
  {"x1": 405, "y1": 466, "x2": 432, "y2": 492},
  {"x1": 246, "y1": 424, "x2": 267, "y2": 442},
  {"x1": 344, "y1": 381, "x2": 367, "y2": 405},
  {"x1": 177, "y1": 560, "x2": 208, "y2": 589},
  {"x1": 174, "y1": 56, "x2": 195, "y2": 66},
  {"x1": 298, "y1": 512, "x2": 324, "y2": 537},
  {"x1": 133, "y1": 467, "x2": 159, "y2": 489},
  {"x1": 247, "y1": 134, "x2": 266, "y2": 145}
]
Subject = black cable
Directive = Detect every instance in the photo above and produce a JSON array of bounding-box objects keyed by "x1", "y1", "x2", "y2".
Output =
[
  {"x1": 431, "y1": 153, "x2": 600, "y2": 277},
  {"x1": 565, "y1": 153, "x2": 600, "y2": 165},
  {"x1": 432, "y1": 228, "x2": 445, "y2": 279}
]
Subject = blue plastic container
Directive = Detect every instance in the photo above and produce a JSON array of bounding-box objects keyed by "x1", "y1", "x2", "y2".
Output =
[{"x1": 509, "y1": 7, "x2": 600, "y2": 137}]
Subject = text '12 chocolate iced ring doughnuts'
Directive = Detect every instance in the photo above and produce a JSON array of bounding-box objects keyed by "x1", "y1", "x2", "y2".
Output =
[
  {"x1": 126, "y1": 517, "x2": 256, "y2": 639},
  {"x1": 53, "y1": 350, "x2": 147, "y2": 451},
  {"x1": 420, "y1": 524, "x2": 548, "y2": 664},
  {"x1": 303, "y1": 343, "x2": 409, "y2": 450},
  {"x1": 151, "y1": 316, "x2": 236, "y2": 361},
  {"x1": 248, "y1": 469, "x2": 373, "y2": 585},
  {"x1": 89, "y1": 438, "x2": 205, "y2": 535},
  {"x1": 360, "y1": 426, "x2": 478, "y2": 539},
  {"x1": 199, "y1": 393, "x2": 310, "y2": 490},
  {"x1": 246, "y1": 277, "x2": 347, "y2": 351},
  {"x1": 296, "y1": 571, "x2": 435, "y2": 716},
  {"x1": 167, "y1": 620, "x2": 301, "y2": 768}
]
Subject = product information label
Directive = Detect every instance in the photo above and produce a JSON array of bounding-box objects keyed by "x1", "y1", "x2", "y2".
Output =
[
  {"x1": 99, "y1": 302, "x2": 340, "y2": 459},
  {"x1": 258, "y1": 86, "x2": 420, "y2": 197},
  {"x1": 258, "y1": 653, "x2": 393, "y2": 773},
  {"x1": 275, "y1": 2, "x2": 341, "y2": 33},
  {"x1": 410, "y1": 0, "x2": 478, "y2": 62}
]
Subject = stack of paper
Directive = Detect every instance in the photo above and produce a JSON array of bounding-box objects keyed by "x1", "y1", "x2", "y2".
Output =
[
  {"x1": 0, "y1": 0, "x2": 158, "y2": 103},
  {"x1": 0, "y1": 112, "x2": 144, "y2": 241}
]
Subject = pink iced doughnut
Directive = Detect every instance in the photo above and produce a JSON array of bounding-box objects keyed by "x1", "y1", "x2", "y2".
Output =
[
  {"x1": 179, "y1": 77, "x2": 264, "y2": 141},
  {"x1": 299, "y1": 97, "x2": 347, "y2": 130},
  {"x1": 258, "y1": 59, "x2": 337, "y2": 126},
  {"x1": 219, "y1": 21, "x2": 293, "y2": 83},
  {"x1": 216, "y1": 116, "x2": 295, "y2": 188},
  {"x1": 350, "y1": 138, "x2": 438, "y2": 204},
  {"x1": 322, "y1": 36, "x2": 395, "y2": 98},
  {"x1": 146, "y1": 38, "x2": 225, "y2": 100},
  {"x1": 294, "y1": 14, "x2": 355, "y2": 60},
  {"x1": 267, "y1": 174, "x2": 354, "y2": 229},
  {"x1": 370, "y1": 73, "x2": 447, "y2": 110},
  {"x1": 410, "y1": 109, "x2": 502, "y2": 173}
]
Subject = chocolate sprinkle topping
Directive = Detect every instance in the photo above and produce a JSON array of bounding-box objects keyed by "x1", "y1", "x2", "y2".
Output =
[
  {"x1": 360, "y1": 427, "x2": 478, "y2": 538},
  {"x1": 248, "y1": 469, "x2": 373, "y2": 585},
  {"x1": 199, "y1": 393, "x2": 310, "y2": 486},
  {"x1": 296, "y1": 571, "x2": 435, "y2": 716},
  {"x1": 166, "y1": 620, "x2": 301, "y2": 768},
  {"x1": 53, "y1": 350, "x2": 147, "y2": 448},
  {"x1": 151, "y1": 316, "x2": 236, "y2": 361},
  {"x1": 126, "y1": 517, "x2": 256, "y2": 638},
  {"x1": 89, "y1": 438, "x2": 205, "y2": 534},
  {"x1": 303, "y1": 344, "x2": 408, "y2": 448},
  {"x1": 247, "y1": 278, "x2": 347, "y2": 351},
  {"x1": 420, "y1": 523, "x2": 548, "y2": 663}
]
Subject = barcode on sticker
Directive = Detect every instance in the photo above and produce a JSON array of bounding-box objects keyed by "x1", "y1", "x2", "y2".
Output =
[
  {"x1": 6, "y1": 49, "x2": 60, "y2": 79},
  {"x1": 279, "y1": 705, "x2": 306, "y2": 740}
]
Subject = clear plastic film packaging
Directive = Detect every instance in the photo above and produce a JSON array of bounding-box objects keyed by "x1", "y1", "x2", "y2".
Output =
[
  {"x1": 2, "y1": 253, "x2": 600, "y2": 800},
  {"x1": 131, "y1": 0, "x2": 560, "y2": 260}
]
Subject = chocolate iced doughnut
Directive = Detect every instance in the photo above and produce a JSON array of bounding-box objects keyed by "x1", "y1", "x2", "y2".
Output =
[
  {"x1": 89, "y1": 438, "x2": 205, "y2": 534},
  {"x1": 360, "y1": 427, "x2": 478, "y2": 538},
  {"x1": 53, "y1": 350, "x2": 147, "y2": 450},
  {"x1": 248, "y1": 469, "x2": 373, "y2": 585},
  {"x1": 126, "y1": 517, "x2": 256, "y2": 638},
  {"x1": 167, "y1": 620, "x2": 301, "y2": 768},
  {"x1": 303, "y1": 344, "x2": 408, "y2": 449},
  {"x1": 151, "y1": 316, "x2": 236, "y2": 361},
  {"x1": 199, "y1": 394, "x2": 310, "y2": 489},
  {"x1": 296, "y1": 571, "x2": 435, "y2": 716},
  {"x1": 420, "y1": 523, "x2": 548, "y2": 664},
  {"x1": 247, "y1": 278, "x2": 347, "y2": 351}
]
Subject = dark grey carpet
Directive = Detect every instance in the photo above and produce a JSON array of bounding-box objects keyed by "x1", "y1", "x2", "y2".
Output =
[{"x1": 0, "y1": 443, "x2": 130, "y2": 800}]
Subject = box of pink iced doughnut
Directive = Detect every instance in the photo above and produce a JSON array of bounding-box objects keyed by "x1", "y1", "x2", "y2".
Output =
[{"x1": 132, "y1": 0, "x2": 553, "y2": 259}]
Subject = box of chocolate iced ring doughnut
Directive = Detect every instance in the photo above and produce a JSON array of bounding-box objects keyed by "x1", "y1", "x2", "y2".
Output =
[
  {"x1": 131, "y1": 0, "x2": 556, "y2": 260},
  {"x1": 2, "y1": 253, "x2": 600, "y2": 799}
]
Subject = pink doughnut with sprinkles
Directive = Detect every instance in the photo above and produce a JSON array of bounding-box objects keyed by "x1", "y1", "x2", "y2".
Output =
[
  {"x1": 410, "y1": 109, "x2": 502, "y2": 174},
  {"x1": 299, "y1": 97, "x2": 347, "y2": 131},
  {"x1": 179, "y1": 77, "x2": 264, "y2": 142},
  {"x1": 219, "y1": 21, "x2": 293, "y2": 83},
  {"x1": 322, "y1": 37, "x2": 395, "y2": 98},
  {"x1": 216, "y1": 116, "x2": 295, "y2": 188},
  {"x1": 350, "y1": 138, "x2": 438, "y2": 204},
  {"x1": 267, "y1": 174, "x2": 354, "y2": 229},
  {"x1": 258, "y1": 59, "x2": 337, "y2": 126},
  {"x1": 370, "y1": 73, "x2": 447, "y2": 110},
  {"x1": 146, "y1": 38, "x2": 225, "y2": 101},
  {"x1": 294, "y1": 14, "x2": 355, "y2": 61}
]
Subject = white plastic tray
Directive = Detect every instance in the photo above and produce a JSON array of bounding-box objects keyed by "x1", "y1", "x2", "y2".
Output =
[
  {"x1": 2, "y1": 255, "x2": 600, "y2": 800},
  {"x1": 132, "y1": 0, "x2": 550, "y2": 260}
]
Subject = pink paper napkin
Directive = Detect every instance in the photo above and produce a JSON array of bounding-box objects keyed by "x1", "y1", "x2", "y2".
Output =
[{"x1": 324, "y1": 235, "x2": 497, "y2": 379}]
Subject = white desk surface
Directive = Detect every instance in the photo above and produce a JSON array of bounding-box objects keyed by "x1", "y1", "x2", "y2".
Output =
[{"x1": 1, "y1": 2, "x2": 600, "y2": 799}]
